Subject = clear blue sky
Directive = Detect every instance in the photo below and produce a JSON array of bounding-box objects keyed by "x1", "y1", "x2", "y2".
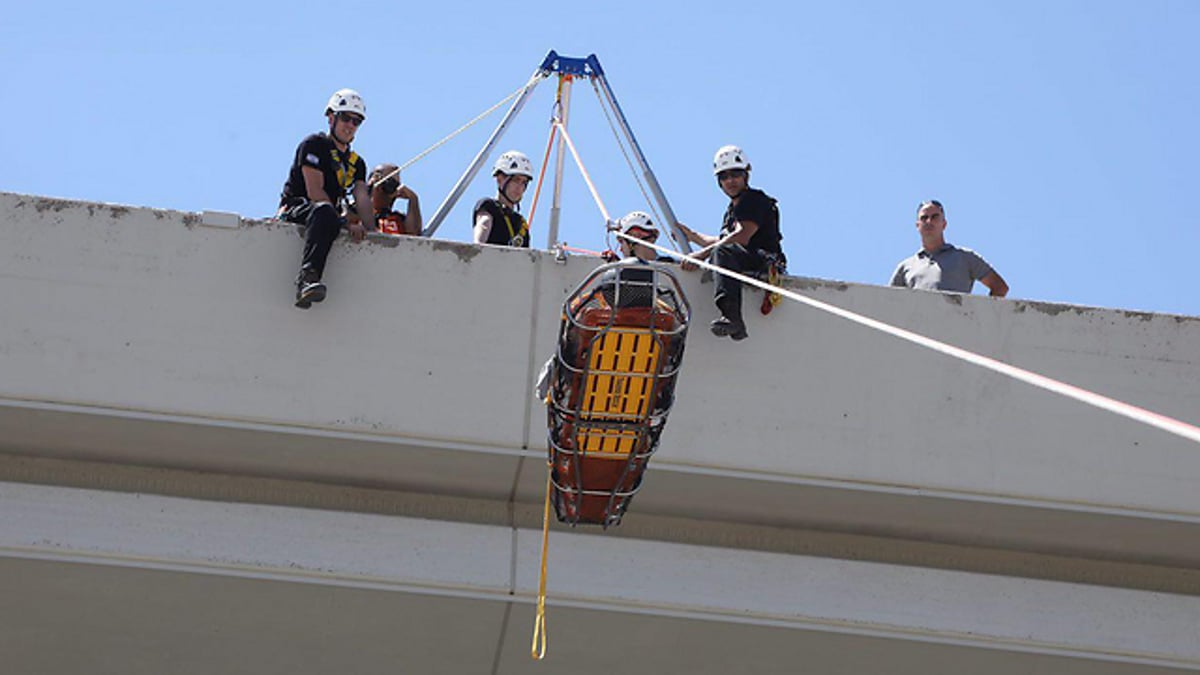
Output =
[{"x1": 4, "y1": 0, "x2": 1197, "y2": 316}]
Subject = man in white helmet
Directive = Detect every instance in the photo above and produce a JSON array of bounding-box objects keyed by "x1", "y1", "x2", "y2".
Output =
[
  {"x1": 534, "y1": 210, "x2": 682, "y2": 401},
  {"x1": 278, "y1": 88, "x2": 374, "y2": 308},
  {"x1": 473, "y1": 150, "x2": 534, "y2": 247},
  {"x1": 676, "y1": 145, "x2": 784, "y2": 341},
  {"x1": 612, "y1": 211, "x2": 673, "y2": 263}
]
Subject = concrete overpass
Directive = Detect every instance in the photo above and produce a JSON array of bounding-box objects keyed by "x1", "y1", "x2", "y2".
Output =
[{"x1": 1, "y1": 191, "x2": 1198, "y2": 673}]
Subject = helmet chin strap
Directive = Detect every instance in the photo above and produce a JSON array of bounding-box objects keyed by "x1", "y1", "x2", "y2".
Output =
[
  {"x1": 498, "y1": 175, "x2": 523, "y2": 211},
  {"x1": 329, "y1": 116, "x2": 351, "y2": 147}
]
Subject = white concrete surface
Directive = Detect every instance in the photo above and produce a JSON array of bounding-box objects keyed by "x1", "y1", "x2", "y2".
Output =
[
  {"x1": 2, "y1": 192, "x2": 1198, "y2": 546},
  {"x1": 2, "y1": 482, "x2": 1197, "y2": 672},
  {"x1": 2, "y1": 192, "x2": 1200, "y2": 673}
]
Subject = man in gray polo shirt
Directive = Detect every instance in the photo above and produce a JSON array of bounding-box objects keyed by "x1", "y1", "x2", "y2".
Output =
[{"x1": 890, "y1": 200, "x2": 1008, "y2": 297}]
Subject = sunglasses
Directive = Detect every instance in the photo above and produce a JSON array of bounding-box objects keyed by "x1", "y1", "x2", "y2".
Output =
[
  {"x1": 717, "y1": 170, "x2": 746, "y2": 182},
  {"x1": 337, "y1": 112, "x2": 364, "y2": 127}
]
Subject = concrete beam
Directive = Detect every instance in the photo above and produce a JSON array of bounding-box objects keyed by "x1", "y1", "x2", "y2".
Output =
[
  {"x1": 1, "y1": 482, "x2": 1197, "y2": 672},
  {"x1": 3, "y1": 191, "x2": 1200, "y2": 566}
]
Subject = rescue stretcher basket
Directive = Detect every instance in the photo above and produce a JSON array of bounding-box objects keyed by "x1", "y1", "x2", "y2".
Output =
[{"x1": 545, "y1": 260, "x2": 690, "y2": 527}]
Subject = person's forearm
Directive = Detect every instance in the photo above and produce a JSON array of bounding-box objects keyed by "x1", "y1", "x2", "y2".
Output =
[
  {"x1": 405, "y1": 196, "x2": 423, "y2": 235},
  {"x1": 678, "y1": 223, "x2": 718, "y2": 247},
  {"x1": 356, "y1": 202, "x2": 374, "y2": 230},
  {"x1": 351, "y1": 184, "x2": 375, "y2": 230}
]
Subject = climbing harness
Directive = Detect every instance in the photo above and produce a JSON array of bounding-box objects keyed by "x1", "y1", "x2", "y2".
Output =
[{"x1": 498, "y1": 207, "x2": 528, "y2": 247}]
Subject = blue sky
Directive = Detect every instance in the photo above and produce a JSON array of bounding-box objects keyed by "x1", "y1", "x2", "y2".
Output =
[{"x1": 4, "y1": 0, "x2": 1197, "y2": 316}]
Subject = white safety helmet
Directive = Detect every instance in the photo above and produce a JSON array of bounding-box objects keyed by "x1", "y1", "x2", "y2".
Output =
[
  {"x1": 618, "y1": 211, "x2": 659, "y2": 238},
  {"x1": 493, "y1": 150, "x2": 534, "y2": 178},
  {"x1": 326, "y1": 88, "x2": 367, "y2": 120},
  {"x1": 712, "y1": 144, "x2": 750, "y2": 175}
]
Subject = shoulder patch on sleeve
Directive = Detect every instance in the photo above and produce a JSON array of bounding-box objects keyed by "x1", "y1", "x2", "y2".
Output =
[{"x1": 304, "y1": 153, "x2": 321, "y2": 166}]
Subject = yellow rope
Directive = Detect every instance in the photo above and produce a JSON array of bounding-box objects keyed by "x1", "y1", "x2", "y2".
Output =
[{"x1": 530, "y1": 467, "x2": 552, "y2": 660}]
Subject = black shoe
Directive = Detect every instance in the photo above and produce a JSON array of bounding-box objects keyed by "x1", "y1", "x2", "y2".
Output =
[
  {"x1": 710, "y1": 316, "x2": 732, "y2": 336},
  {"x1": 295, "y1": 281, "x2": 326, "y2": 308},
  {"x1": 710, "y1": 316, "x2": 747, "y2": 340}
]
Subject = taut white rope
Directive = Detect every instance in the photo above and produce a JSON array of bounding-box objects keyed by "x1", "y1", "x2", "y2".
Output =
[
  {"x1": 615, "y1": 231, "x2": 1200, "y2": 446},
  {"x1": 553, "y1": 121, "x2": 610, "y2": 224},
  {"x1": 590, "y1": 79, "x2": 672, "y2": 249},
  {"x1": 372, "y1": 77, "x2": 541, "y2": 190}
]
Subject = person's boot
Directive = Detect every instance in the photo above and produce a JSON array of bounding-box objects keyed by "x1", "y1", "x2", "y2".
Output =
[
  {"x1": 711, "y1": 295, "x2": 748, "y2": 340},
  {"x1": 294, "y1": 267, "x2": 326, "y2": 309}
]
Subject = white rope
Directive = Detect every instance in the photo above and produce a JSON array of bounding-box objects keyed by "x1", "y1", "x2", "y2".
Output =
[
  {"x1": 372, "y1": 78, "x2": 538, "y2": 189},
  {"x1": 589, "y1": 79, "x2": 673, "y2": 251},
  {"x1": 615, "y1": 231, "x2": 1200, "y2": 446},
  {"x1": 553, "y1": 121, "x2": 610, "y2": 224}
]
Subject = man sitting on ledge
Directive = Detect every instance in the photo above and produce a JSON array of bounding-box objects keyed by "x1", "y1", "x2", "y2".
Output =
[{"x1": 277, "y1": 88, "x2": 374, "y2": 309}]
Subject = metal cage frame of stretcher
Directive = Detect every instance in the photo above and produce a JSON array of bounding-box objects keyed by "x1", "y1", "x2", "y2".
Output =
[{"x1": 546, "y1": 259, "x2": 691, "y2": 527}]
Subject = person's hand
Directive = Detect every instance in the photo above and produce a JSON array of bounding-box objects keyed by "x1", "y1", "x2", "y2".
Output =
[
  {"x1": 675, "y1": 221, "x2": 694, "y2": 242},
  {"x1": 680, "y1": 259, "x2": 699, "y2": 272},
  {"x1": 395, "y1": 184, "x2": 418, "y2": 201},
  {"x1": 601, "y1": 249, "x2": 619, "y2": 262},
  {"x1": 347, "y1": 221, "x2": 367, "y2": 242}
]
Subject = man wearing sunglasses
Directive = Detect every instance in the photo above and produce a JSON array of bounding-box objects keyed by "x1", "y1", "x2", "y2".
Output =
[
  {"x1": 278, "y1": 88, "x2": 374, "y2": 308},
  {"x1": 890, "y1": 200, "x2": 1008, "y2": 297},
  {"x1": 676, "y1": 145, "x2": 784, "y2": 341},
  {"x1": 359, "y1": 163, "x2": 422, "y2": 236}
]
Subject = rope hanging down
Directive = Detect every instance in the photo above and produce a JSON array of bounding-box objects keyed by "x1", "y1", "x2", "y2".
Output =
[
  {"x1": 531, "y1": 470, "x2": 553, "y2": 660},
  {"x1": 614, "y1": 231, "x2": 1200, "y2": 447}
]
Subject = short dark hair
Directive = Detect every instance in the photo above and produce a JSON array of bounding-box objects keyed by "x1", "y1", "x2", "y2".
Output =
[{"x1": 917, "y1": 200, "x2": 945, "y2": 217}]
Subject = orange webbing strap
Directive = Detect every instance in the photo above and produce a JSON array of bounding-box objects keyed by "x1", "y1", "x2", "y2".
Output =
[
  {"x1": 525, "y1": 123, "x2": 558, "y2": 230},
  {"x1": 530, "y1": 467, "x2": 552, "y2": 660}
]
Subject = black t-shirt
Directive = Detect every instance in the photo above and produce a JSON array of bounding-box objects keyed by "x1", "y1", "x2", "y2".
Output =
[
  {"x1": 473, "y1": 198, "x2": 529, "y2": 248},
  {"x1": 721, "y1": 188, "x2": 783, "y2": 255},
  {"x1": 279, "y1": 133, "x2": 367, "y2": 209}
]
